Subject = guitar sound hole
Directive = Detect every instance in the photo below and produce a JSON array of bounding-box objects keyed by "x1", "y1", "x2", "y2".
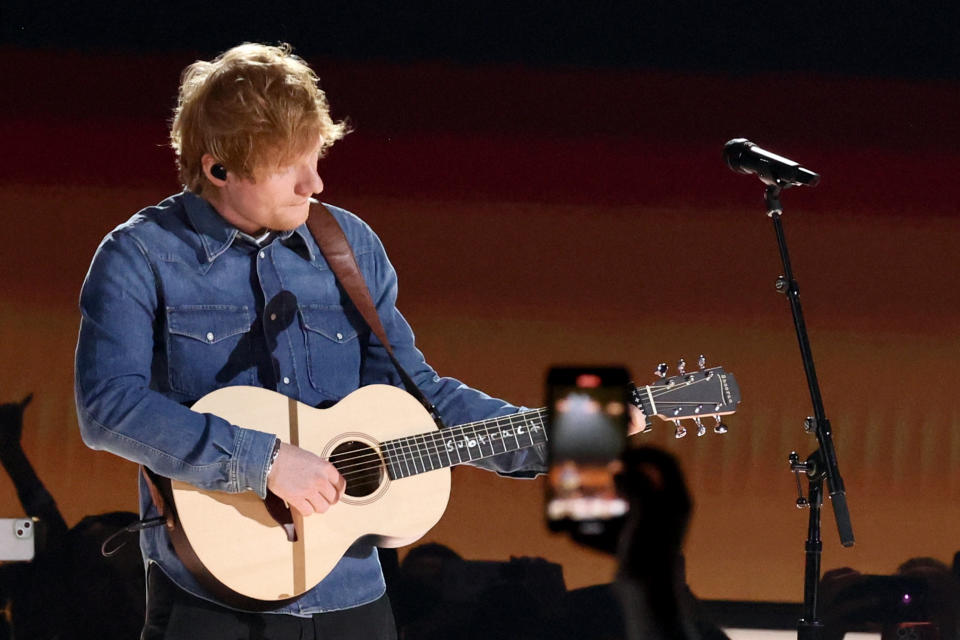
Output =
[{"x1": 330, "y1": 440, "x2": 383, "y2": 498}]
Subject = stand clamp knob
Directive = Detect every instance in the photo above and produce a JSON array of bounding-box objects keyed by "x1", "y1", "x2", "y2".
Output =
[{"x1": 789, "y1": 451, "x2": 810, "y2": 509}]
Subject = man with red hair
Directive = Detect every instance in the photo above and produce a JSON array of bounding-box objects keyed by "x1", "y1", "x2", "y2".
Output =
[{"x1": 75, "y1": 42, "x2": 544, "y2": 639}]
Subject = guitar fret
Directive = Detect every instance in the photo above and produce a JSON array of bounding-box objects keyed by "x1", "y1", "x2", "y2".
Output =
[
  {"x1": 506, "y1": 414, "x2": 531, "y2": 450},
  {"x1": 420, "y1": 433, "x2": 437, "y2": 471},
  {"x1": 453, "y1": 426, "x2": 477, "y2": 461},
  {"x1": 398, "y1": 437, "x2": 414, "y2": 478},
  {"x1": 412, "y1": 435, "x2": 426, "y2": 474},
  {"x1": 498, "y1": 420, "x2": 511, "y2": 446},
  {"x1": 466, "y1": 426, "x2": 483, "y2": 460},
  {"x1": 387, "y1": 439, "x2": 400, "y2": 479},
  {"x1": 474, "y1": 425, "x2": 495, "y2": 458},
  {"x1": 412, "y1": 435, "x2": 425, "y2": 474},
  {"x1": 441, "y1": 430, "x2": 456, "y2": 467},
  {"x1": 420, "y1": 433, "x2": 435, "y2": 470},
  {"x1": 381, "y1": 408, "x2": 551, "y2": 480},
  {"x1": 528, "y1": 413, "x2": 547, "y2": 445},
  {"x1": 426, "y1": 432, "x2": 445, "y2": 469},
  {"x1": 493, "y1": 415, "x2": 521, "y2": 453},
  {"x1": 430, "y1": 433, "x2": 444, "y2": 469},
  {"x1": 390, "y1": 438, "x2": 407, "y2": 480},
  {"x1": 483, "y1": 420, "x2": 506, "y2": 455},
  {"x1": 520, "y1": 421, "x2": 534, "y2": 448},
  {"x1": 408, "y1": 437, "x2": 421, "y2": 473},
  {"x1": 382, "y1": 440, "x2": 398, "y2": 480},
  {"x1": 510, "y1": 416, "x2": 522, "y2": 450},
  {"x1": 443, "y1": 430, "x2": 463, "y2": 465},
  {"x1": 469, "y1": 429, "x2": 480, "y2": 459},
  {"x1": 418, "y1": 433, "x2": 436, "y2": 471}
]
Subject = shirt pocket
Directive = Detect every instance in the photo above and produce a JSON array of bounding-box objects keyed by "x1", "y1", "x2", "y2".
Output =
[
  {"x1": 298, "y1": 304, "x2": 362, "y2": 400},
  {"x1": 165, "y1": 305, "x2": 255, "y2": 398}
]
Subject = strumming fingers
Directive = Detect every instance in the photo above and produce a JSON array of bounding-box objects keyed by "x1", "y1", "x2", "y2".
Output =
[
  {"x1": 306, "y1": 493, "x2": 333, "y2": 514},
  {"x1": 291, "y1": 498, "x2": 315, "y2": 517},
  {"x1": 315, "y1": 481, "x2": 341, "y2": 507}
]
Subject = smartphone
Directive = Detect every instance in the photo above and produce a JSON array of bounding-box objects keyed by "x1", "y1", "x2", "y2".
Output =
[
  {"x1": 545, "y1": 366, "x2": 631, "y2": 537},
  {"x1": 0, "y1": 518, "x2": 37, "y2": 562}
]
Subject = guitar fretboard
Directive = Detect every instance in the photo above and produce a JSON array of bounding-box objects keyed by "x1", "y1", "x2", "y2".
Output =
[{"x1": 381, "y1": 409, "x2": 549, "y2": 480}]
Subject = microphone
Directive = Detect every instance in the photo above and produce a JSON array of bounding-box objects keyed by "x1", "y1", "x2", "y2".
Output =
[{"x1": 723, "y1": 138, "x2": 820, "y2": 187}]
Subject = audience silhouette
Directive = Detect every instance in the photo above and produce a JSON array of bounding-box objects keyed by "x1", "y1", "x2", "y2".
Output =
[
  {"x1": 5, "y1": 394, "x2": 957, "y2": 638},
  {"x1": 0, "y1": 394, "x2": 143, "y2": 640}
]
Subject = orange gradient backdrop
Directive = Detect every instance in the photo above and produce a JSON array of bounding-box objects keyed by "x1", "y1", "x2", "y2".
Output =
[{"x1": 1, "y1": 48, "x2": 958, "y2": 602}]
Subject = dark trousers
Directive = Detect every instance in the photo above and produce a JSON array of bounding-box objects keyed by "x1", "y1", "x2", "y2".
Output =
[{"x1": 141, "y1": 565, "x2": 397, "y2": 640}]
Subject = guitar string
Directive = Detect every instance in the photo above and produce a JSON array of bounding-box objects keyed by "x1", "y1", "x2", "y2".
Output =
[
  {"x1": 333, "y1": 403, "x2": 724, "y2": 483},
  {"x1": 326, "y1": 376, "x2": 729, "y2": 479},
  {"x1": 336, "y1": 373, "x2": 722, "y2": 470},
  {"x1": 322, "y1": 378, "x2": 728, "y2": 475},
  {"x1": 330, "y1": 411, "x2": 549, "y2": 480},
  {"x1": 337, "y1": 416, "x2": 720, "y2": 478},
  {"x1": 333, "y1": 401, "x2": 720, "y2": 483},
  {"x1": 332, "y1": 374, "x2": 724, "y2": 472},
  {"x1": 331, "y1": 412, "x2": 548, "y2": 479},
  {"x1": 332, "y1": 400, "x2": 723, "y2": 482},
  {"x1": 329, "y1": 374, "x2": 723, "y2": 472}
]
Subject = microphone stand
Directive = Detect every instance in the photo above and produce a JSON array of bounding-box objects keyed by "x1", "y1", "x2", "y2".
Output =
[{"x1": 762, "y1": 184, "x2": 855, "y2": 640}]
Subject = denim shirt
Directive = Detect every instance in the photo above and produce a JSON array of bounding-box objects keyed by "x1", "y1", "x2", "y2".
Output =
[{"x1": 75, "y1": 190, "x2": 545, "y2": 616}]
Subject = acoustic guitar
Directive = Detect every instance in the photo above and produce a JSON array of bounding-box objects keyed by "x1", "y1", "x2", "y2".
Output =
[{"x1": 156, "y1": 365, "x2": 740, "y2": 607}]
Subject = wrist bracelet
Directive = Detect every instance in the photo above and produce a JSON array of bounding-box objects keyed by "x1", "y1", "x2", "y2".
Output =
[{"x1": 265, "y1": 437, "x2": 282, "y2": 479}]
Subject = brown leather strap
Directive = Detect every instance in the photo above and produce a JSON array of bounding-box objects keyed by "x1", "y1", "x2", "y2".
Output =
[{"x1": 305, "y1": 202, "x2": 442, "y2": 425}]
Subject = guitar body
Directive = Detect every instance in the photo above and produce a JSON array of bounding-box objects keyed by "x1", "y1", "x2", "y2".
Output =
[{"x1": 170, "y1": 385, "x2": 450, "y2": 603}]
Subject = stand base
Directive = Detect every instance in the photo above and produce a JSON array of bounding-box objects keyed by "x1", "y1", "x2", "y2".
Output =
[{"x1": 798, "y1": 618, "x2": 824, "y2": 640}]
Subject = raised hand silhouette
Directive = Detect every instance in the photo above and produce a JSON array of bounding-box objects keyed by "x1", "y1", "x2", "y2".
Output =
[
  {"x1": 1, "y1": 394, "x2": 144, "y2": 639},
  {"x1": 0, "y1": 394, "x2": 32, "y2": 453}
]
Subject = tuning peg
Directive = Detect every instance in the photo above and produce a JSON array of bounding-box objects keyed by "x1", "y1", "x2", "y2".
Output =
[
  {"x1": 698, "y1": 354, "x2": 706, "y2": 370},
  {"x1": 655, "y1": 363, "x2": 668, "y2": 378},
  {"x1": 712, "y1": 416, "x2": 728, "y2": 434},
  {"x1": 694, "y1": 417, "x2": 706, "y2": 437},
  {"x1": 673, "y1": 420, "x2": 687, "y2": 439},
  {"x1": 677, "y1": 358, "x2": 686, "y2": 375}
]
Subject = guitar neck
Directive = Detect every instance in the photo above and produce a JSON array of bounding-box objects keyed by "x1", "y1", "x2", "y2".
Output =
[
  {"x1": 378, "y1": 365, "x2": 740, "y2": 481},
  {"x1": 381, "y1": 409, "x2": 549, "y2": 480}
]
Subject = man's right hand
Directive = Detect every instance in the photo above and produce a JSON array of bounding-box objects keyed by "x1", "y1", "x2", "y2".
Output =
[{"x1": 266, "y1": 442, "x2": 346, "y2": 516}]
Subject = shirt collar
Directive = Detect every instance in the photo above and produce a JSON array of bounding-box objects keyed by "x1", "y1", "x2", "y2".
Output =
[
  {"x1": 284, "y1": 225, "x2": 316, "y2": 262},
  {"x1": 182, "y1": 190, "x2": 315, "y2": 263}
]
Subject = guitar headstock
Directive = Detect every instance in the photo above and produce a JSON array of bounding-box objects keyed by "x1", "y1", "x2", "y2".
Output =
[{"x1": 630, "y1": 358, "x2": 741, "y2": 438}]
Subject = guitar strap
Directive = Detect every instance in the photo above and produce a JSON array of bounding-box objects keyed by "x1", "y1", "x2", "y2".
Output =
[{"x1": 305, "y1": 201, "x2": 444, "y2": 427}]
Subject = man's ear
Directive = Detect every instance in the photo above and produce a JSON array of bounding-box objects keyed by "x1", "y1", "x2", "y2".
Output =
[{"x1": 201, "y1": 154, "x2": 227, "y2": 185}]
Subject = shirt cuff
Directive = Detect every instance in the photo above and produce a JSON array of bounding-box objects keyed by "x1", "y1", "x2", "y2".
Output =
[{"x1": 234, "y1": 427, "x2": 280, "y2": 498}]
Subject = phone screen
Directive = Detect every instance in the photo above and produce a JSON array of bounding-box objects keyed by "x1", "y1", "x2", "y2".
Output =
[{"x1": 545, "y1": 366, "x2": 630, "y2": 536}]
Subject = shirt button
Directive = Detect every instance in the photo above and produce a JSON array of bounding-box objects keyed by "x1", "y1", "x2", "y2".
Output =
[
  {"x1": 206, "y1": 332, "x2": 215, "y2": 342},
  {"x1": 270, "y1": 313, "x2": 277, "y2": 321},
  {"x1": 336, "y1": 332, "x2": 343, "y2": 340},
  {"x1": 283, "y1": 377, "x2": 290, "y2": 385},
  {"x1": 259, "y1": 251, "x2": 266, "y2": 259}
]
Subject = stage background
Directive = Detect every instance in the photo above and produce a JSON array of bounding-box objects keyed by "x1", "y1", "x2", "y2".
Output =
[{"x1": 2, "y1": 5, "x2": 959, "y2": 603}]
